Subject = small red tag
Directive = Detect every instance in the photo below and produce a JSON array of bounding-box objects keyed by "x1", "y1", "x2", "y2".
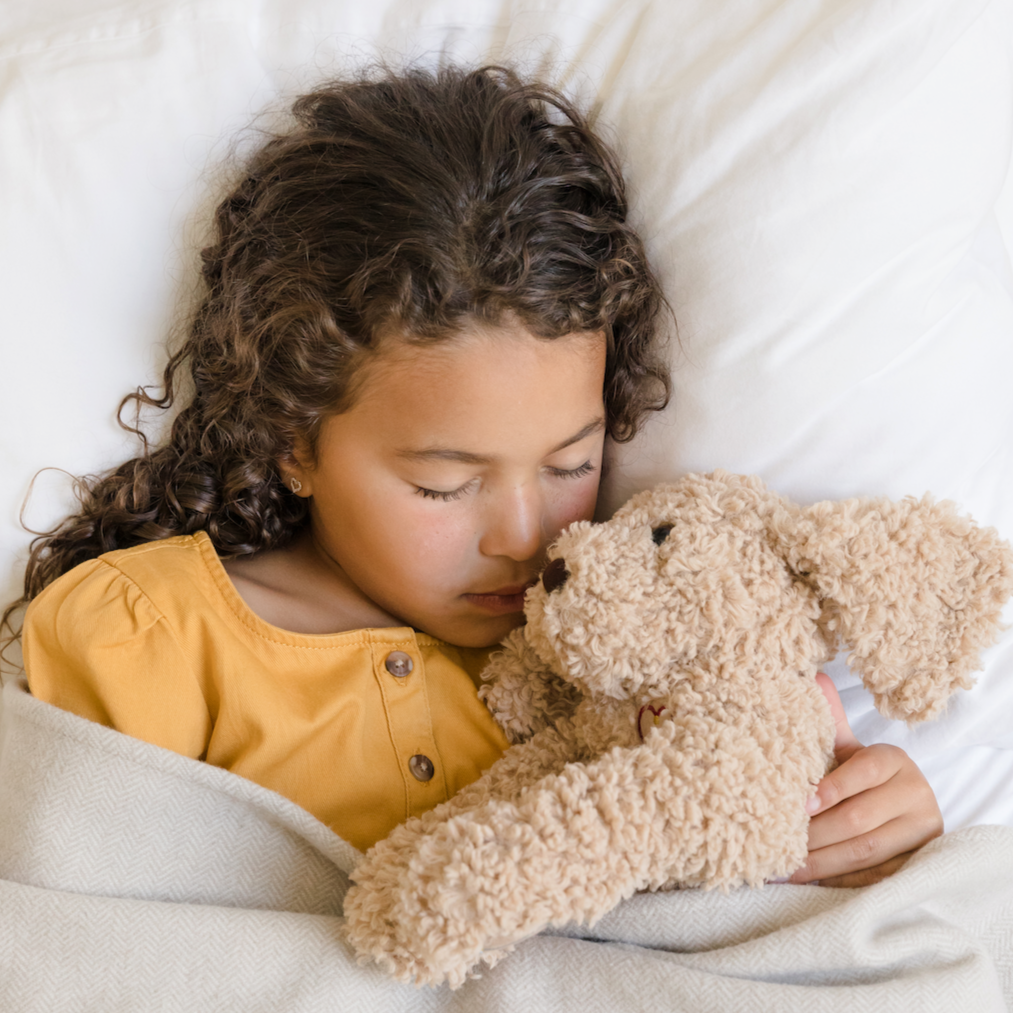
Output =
[{"x1": 637, "y1": 702, "x2": 668, "y2": 741}]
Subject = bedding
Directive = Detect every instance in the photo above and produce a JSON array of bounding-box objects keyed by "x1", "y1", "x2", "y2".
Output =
[
  {"x1": 0, "y1": 679, "x2": 1011, "y2": 1012},
  {"x1": 1, "y1": 0, "x2": 1013, "y2": 998}
]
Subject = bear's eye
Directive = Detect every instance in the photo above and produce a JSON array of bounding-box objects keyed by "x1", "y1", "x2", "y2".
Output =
[{"x1": 651, "y1": 525, "x2": 672, "y2": 545}]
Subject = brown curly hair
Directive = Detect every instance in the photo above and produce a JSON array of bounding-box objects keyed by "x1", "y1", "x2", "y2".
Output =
[{"x1": 5, "y1": 63, "x2": 670, "y2": 634}]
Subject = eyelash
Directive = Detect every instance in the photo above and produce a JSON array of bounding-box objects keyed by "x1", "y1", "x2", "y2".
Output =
[
  {"x1": 414, "y1": 461, "x2": 596, "y2": 502},
  {"x1": 548, "y1": 460, "x2": 596, "y2": 480},
  {"x1": 415, "y1": 485, "x2": 469, "y2": 502}
]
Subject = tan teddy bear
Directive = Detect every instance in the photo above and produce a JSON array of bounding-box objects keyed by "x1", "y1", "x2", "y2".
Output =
[{"x1": 342, "y1": 471, "x2": 1013, "y2": 989}]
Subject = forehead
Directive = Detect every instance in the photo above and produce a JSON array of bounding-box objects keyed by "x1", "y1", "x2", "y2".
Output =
[{"x1": 340, "y1": 322, "x2": 607, "y2": 454}]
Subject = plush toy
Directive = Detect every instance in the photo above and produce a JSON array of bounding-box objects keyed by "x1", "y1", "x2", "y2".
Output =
[{"x1": 342, "y1": 471, "x2": 1013, "y2": 988}]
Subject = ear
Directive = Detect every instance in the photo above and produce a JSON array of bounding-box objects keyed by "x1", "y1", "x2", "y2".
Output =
[
  {"x1": 478, "y1": 628, "x2": 582, "y2": 744},
  {"x1": 277, "y1": 436, "x2": 314, "y2": 498},
  {"x1": 771, "y1": 495, "x2": 1013, "y2": 722}
]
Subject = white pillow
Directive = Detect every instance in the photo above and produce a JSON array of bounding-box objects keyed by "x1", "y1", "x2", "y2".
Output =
[
  {"x1": 2, "y1": 0, "x2": 1012, "y2": 824},
  {"x1": 594, "y1": 0, "x2": 1013, "y2": 824},
  {"x1": 598, "y1": 0, "x2": 1013, "y2": 767}
]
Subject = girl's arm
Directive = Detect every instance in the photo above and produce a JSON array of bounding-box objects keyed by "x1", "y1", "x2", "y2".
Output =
[{"x1": 789, "y1": 673, "x2": 944, "y2": 887}]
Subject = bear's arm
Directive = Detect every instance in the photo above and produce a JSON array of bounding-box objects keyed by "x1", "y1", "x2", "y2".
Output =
[
  {"x1": 478, "y1": 627, "x2": 582, "y2": 743},
  {"x1": 344, "y1": 715, "x2": 817, "y2": 989}
]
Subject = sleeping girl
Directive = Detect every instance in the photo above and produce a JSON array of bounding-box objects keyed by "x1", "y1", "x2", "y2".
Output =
[{"x1": 2, "y1": 63, "x2": 941, "y2": 888}]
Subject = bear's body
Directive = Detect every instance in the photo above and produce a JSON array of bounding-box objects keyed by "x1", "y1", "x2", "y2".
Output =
[{"x1": 344, "y1": 472, "x2": 1013, "y2": 988}]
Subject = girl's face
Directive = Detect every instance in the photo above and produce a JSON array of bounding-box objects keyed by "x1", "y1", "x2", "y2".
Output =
[{"x1": 289, "y1": 320, "x2": 607, "y2": 647}]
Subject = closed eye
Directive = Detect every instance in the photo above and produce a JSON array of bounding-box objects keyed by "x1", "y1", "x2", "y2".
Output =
[
  {"x1": 547, "y1": 460, "x2": 596, "y2": 480},
  {"x1": 414, "y1": 481, "x2": 475, "y2": 502},
  {"x1": 415, "y1": 462, "x2": 595, "y2": 502}
]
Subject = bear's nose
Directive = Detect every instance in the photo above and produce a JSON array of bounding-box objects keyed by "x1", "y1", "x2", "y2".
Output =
[{"x1": 541, "y1": 557, "x2": 569, "y2": 593}]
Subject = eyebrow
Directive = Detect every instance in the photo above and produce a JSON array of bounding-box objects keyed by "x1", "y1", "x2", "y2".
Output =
[{"x1": 395, "y1": 416, "x2": 606, "y2": 465}]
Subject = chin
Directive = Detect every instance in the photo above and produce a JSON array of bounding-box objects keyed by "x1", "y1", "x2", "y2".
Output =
[{"x1": 426, "y1": 612, "x2": 525, "y2": 649}]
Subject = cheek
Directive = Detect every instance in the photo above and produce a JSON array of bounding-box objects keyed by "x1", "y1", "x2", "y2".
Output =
[
  {"x1": 386, "y1": 502, "x2": 476, "y2": 579},
  {"x1": 546, "y1": 478, "x2": 600, "y2": 539}
]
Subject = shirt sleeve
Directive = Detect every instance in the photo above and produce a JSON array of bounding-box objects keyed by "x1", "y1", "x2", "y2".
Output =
[{"x1": 22, "y1": 558, "x2": 213, "y2": 759}]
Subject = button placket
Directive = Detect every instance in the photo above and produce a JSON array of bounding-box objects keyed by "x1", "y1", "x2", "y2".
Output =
[{"x1": 370, "y1": 635, "x2": 447, "y2": 815}]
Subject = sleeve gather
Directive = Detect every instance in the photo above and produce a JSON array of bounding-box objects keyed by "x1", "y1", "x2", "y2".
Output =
[{"x1": 23, "y1": 558, "x2": 213, "y2": 758}]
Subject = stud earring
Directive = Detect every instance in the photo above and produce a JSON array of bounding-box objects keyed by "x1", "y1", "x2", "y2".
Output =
[{"x1": 288, "y1": 477, "x2": 303, "y2": 495}]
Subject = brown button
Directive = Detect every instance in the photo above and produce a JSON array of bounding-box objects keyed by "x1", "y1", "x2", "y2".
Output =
[
  {"x1": 408, "y1": 754, "x2": 434, "y2": 782},
  {"x1": 384, "y1": 651, "x2": 413, "y2": 678}
]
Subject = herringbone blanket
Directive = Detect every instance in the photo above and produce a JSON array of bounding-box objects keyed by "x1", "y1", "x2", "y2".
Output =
[{"x1": 0, "y1": 679, "x2": 1010, "y2": 1012}]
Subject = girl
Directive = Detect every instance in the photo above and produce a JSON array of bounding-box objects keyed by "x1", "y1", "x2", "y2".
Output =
[{"x1": 4, "y1": 64, "x2": 939, "y2": 885}]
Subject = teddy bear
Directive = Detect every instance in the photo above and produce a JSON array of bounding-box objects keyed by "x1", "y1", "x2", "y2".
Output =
[{"x1": 342, "y1": 471, "x2": 1013, "y2": 989}]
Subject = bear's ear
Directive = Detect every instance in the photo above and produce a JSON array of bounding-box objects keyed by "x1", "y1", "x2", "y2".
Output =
[
  {"x1": 771, "y1": 495, "x2": 1013, "y2": 722},
  {"x1": 478, "y1": 628, "x2": 582, "y2": 743}
]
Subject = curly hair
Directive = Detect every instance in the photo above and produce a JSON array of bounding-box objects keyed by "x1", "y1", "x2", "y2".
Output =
[{"x1": 6, "y1": 63, "x2": 670, "y2": 629}]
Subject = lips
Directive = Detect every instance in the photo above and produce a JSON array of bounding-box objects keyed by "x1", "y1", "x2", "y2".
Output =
[{"x1": 463, "y1": 581, "x2": 537, "y2": 615}]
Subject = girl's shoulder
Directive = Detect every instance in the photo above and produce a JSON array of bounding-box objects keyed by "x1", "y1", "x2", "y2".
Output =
[
  {"x1": 25, "y1": 531, "x2": 226, "y2": 634},
  {"x1": 22, "y1": 534, "x2": 220, "y2": 755},
  {"x1": 94, "y1": 530, "x2": 220, "y2": 581},
  {"x1": 27, "y1": 532, "x2": 407, "y2": 649}
]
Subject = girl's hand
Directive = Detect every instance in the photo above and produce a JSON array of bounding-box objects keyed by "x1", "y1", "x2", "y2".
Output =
[{"x1": 788, "y1": 673, "x2": 944, "y2": 888}]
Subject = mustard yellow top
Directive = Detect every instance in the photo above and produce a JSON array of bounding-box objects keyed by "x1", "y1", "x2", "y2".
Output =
[{"x1": 22, "y1": 532, "x2": 509, "y2": 852}]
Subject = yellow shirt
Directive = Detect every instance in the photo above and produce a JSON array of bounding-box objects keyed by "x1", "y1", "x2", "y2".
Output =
[{"x1": 22, "y1": 532, "x2": 509, "y2": 852}]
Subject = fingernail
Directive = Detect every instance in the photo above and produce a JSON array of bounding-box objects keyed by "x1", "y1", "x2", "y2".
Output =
[{"x1": 805, "y1": 794, "x2": 820, "y2": 815}]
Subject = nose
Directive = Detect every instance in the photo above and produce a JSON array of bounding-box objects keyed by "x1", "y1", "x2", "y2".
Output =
[
  {"x1": 478, "y1": 482, "x2": 543, "y2": 562},
  {"x1": 541, "y1": 556, "x2": 569, "y2": 593}
]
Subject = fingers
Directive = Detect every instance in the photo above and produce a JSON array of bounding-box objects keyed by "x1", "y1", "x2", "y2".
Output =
[
  {"x1": 791, "y1": 814, "x2": 935, "y2": 886},
  {"x1": 806, "y1": 742, "x2": 906, "y2": 829},
  {"x1": 793, "y1": 677, "x2": 943, "y2": 886},
  {"x1": 791, "y1": 742, "x2": 943, "y2": 886},
  {"x1": 785, "y1": 673, "x2": 944, "y2": 888}
]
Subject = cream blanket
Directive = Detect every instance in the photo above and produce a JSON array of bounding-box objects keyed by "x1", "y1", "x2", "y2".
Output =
[{"x1": 0, "y1": 679, "x2": 1010, "y2": 1012}]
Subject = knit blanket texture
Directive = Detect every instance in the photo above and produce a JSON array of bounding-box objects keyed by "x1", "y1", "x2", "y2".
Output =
[{"x1": 0, "y1": 679, "x2": 1011, "y2": 1013}]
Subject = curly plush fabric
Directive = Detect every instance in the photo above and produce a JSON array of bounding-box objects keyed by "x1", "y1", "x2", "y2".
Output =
[{"x1": 344, "y1": 471, "x2": 1013, "y2": 988}]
